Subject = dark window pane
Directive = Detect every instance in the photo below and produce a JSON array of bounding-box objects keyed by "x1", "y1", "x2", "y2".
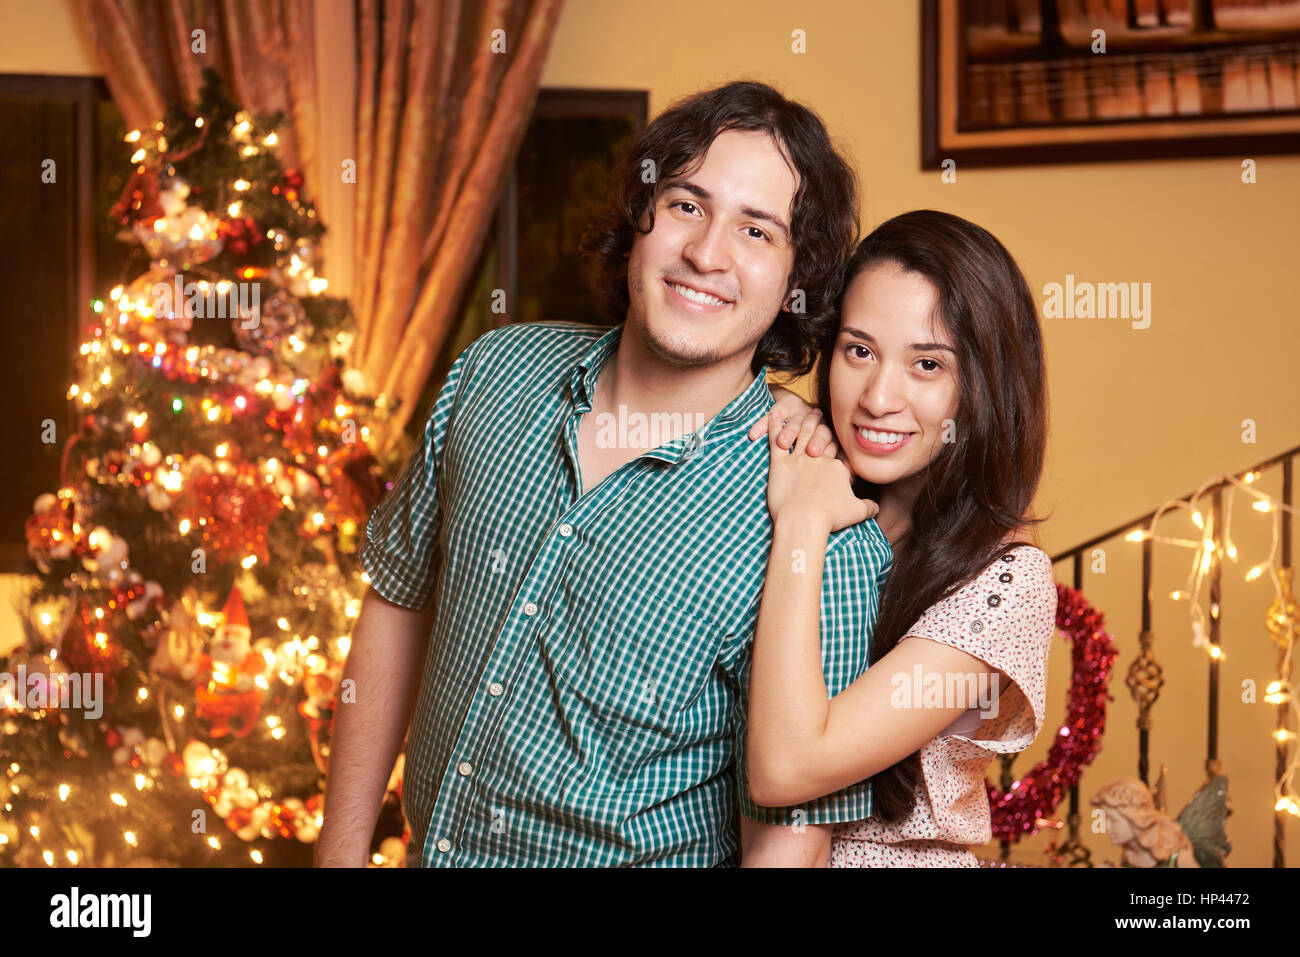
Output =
[
  {"x1": 0, "y1": 97, "x2": 75, "y2": 563},
  {"x1": 0, "y1": 81, "x2": 124, "y2": 570},
  {"x1": 514, "y1": 113, "x2": 636, "y2": 325}
]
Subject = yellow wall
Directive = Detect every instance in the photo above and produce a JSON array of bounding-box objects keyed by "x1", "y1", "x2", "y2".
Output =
[
  {"x1": 5, "y1": 0, "x2": 1298, "y2": 867},
  {"x1": 0, "y1": 0, "x2": 97, "y2": 74}
]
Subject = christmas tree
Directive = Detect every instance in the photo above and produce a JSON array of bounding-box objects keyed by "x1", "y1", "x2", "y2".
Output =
[{"x1": 4, "y1": 70, "x2": 408, "y2": 867}]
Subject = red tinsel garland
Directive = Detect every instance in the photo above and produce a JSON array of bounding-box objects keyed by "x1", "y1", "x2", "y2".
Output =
[
  {"x1": 171, "y1": 461, "x2": 282, "y2": 565},
  {"x1": 987, "y1": 582, "x2": 1119, "y2": 843}
]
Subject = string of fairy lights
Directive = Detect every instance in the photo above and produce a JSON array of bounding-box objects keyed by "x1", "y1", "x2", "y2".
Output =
[{"x1": 1124, "y1": 467, "x2": 1299, "y2": 819}]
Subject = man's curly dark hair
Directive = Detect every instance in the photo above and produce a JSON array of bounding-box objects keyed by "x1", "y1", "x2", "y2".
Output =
[{"x1": 579, "y1": 80, "x2": 860, "y2": 378}]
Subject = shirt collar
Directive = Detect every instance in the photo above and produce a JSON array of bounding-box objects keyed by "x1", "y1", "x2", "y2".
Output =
[{"x1": 570, "y1": 323, "x2": 774, "y2": 466}]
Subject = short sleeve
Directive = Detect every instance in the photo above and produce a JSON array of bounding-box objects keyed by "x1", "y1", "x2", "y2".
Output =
[
  {"x1": 905, "y1": 546, "x2": 1057, "y2": 755},
  {"x1": 735, "y1": 524, "x2": 891, "y2": 824},
  {"x1": 359, "y1": 335, "x2": 484, "y2": 609}
]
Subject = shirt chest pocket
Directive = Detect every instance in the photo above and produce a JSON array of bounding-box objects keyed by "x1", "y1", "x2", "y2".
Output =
[{"x1": 548, "y1": 588, "x2": 726, "y2": 778}]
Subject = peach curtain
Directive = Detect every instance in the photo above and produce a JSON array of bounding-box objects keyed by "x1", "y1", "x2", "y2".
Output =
[
  {"x1": 84, "y1": 0, "x2": 323, "y2": 219},
  {"x1": 353, "y1": 0, "x2": 564, "y2": 450}
]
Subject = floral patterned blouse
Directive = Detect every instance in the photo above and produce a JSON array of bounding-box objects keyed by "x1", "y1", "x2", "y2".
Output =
[{"x1": 829, "y1": 544, "x2": 1057, "y2": 867}]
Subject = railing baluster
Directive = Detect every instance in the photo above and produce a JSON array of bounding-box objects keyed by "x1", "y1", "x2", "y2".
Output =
[
  {"x1": 1127, "y1": 529, "x2": 1162, "y2": 791},
  {"x1": 1276, "y1": 459, "x2": 1293, "y2": 868},
  {"x1": 1054, "y1": 551, "x2": 1093, "y2": 866},
  {"x1": 1207, "y1": 488, "x2": 1222, "y2": 781},
  {"x1": 1139, "y1": 533, "x2": 1154, "y2": 786},
  {"x1": 999, "y1": 753, "x2": 1013, "y2": 860}
]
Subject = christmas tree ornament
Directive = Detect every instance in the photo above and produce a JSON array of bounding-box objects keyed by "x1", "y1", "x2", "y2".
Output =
[
  {"x1": 187, "y1": 586, "x2": 267, "y2": 739},
  {"x1": 110, "y1": 166, "x2": 164, "y2": 227},
  {"x1": 25, "y1": 494, "x2": 77, "y2": 572},
  {"x1": 212, "y1": 768, "x2": 259, "y2": 817},
  {"x1": 232, "y1": 287, "x2": 308, "y2": 355},
  {"x1": 125, "y1": 580, "x2": 163, "y2": 621},
  {"x1": 181, "y1": 739, "x2": 224, "y2": 788},
  {"x1": 1, "y1": 648, "x2": 70, "y2": 714},
  {"x1": 299, "y1": 668, "x2": 339, "y2": 775},
  {"x1": 157, "y1": 175, "x2": 190, "y2": 216},
  {"x1": 132, "y1": 203, "x2": 224, "y2": 266},
  {"x1": 111, "y1": 727, "x2": 166, "y2": 767},
  {"x1": 81, "y1": 526, "x2": 128, "y2": 574},
  {"x1": 217, "y1": 214, "x2": 264, "y2": 257},
  {"x1": 150, "y1": 590, "x2": 204, "y2": 677}
]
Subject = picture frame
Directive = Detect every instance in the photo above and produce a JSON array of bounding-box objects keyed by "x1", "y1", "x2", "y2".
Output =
[{"x1": 921, "y1": 0, "x2": 1300, "y2": 167}]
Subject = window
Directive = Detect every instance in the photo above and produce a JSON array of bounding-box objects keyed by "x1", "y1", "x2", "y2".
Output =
[{"x1": 0, "y1": 75, "x2": 129, "y2": 572}]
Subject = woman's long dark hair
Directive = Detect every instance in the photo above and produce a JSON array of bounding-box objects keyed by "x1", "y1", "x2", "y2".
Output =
[
  {"x1": 580, "y1": 80, "x2": 859, "y2": 378},
  {"x1": 814, "y1": 209, "x2": 1049, "y2": 823}
]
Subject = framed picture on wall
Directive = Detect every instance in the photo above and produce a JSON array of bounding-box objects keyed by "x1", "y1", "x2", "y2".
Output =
[{"x1": 921, "y1": 0, "x2": 1300, "y2": 167}]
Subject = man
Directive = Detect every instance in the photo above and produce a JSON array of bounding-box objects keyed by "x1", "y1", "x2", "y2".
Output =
[{"x1": 316, "y1": 80, "x2": 892, "y2": 867}]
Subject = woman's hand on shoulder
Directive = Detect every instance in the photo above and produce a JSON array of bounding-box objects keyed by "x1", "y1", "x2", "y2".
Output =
[
  {"x1": 748, "y1": 385, "x2": 840, "y2": 459},
  {"x1": 765, "y1": 411, "x2": 877, "y2": 533}
]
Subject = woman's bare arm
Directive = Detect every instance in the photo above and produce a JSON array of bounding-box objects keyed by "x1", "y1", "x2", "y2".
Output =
[
  {"x1": 746, "y1": 506, "x2": 995, "y2": 808},
  {"x1": 740, "y1": 815, "x2": 832, "y2": 867}
]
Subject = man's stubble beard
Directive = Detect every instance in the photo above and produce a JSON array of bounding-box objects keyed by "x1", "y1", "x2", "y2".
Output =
[{"x1": 628, "y1": 268, "x2": 783, "y2": 370}]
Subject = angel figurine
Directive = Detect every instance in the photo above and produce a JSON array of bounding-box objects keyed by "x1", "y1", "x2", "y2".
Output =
[{"x1": 1091, "y1": 773, "x2": 1231, "y2": 868}]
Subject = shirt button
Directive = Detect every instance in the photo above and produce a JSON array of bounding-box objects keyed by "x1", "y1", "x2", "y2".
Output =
[
  {"x1": 457, "y1": 761, "x2": 473, "y2": 776},
  {"x1": 559, "y1": 523, "x2": 573, "y2": 537},
  {"x1": 436, "y1": 838, "x2": 451, "y2": 853},
  {"x1": 523, "y1": 601, "x2": 537, "y2": 616},
  {"x1": 488, "y1": 682, "x2": 504, "y2": 697}
]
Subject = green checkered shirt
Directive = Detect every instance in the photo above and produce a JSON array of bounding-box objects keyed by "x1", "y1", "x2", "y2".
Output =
[{"x1": 360, "y1": 321, "x2": 892, "y2": 866}]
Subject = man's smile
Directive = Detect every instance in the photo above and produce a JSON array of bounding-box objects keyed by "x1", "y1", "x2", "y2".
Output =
[{"x1": 664, "y1": 278, "x2": 733, "y2": 312}]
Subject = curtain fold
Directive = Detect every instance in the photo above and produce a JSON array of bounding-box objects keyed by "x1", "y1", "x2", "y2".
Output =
[
  {"x1": 353, "y1": 0, "x2": 564, "y2": 450},
  {"x1": 84, "y1": 0, "x2": 323, "y2": 195}
]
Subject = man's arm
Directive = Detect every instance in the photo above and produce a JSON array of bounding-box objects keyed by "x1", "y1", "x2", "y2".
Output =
[
  {"x1": 740, "y1": 815, "x2": 832, "y2": 868},
  {"x1": 314, "y1": 587, "x2": 435, "y2": 867},
  {"x1": 314, "y1": 331, "x2": 492, "y2": 866}
]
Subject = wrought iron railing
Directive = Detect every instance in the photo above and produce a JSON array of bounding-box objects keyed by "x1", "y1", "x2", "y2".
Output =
[{"x1": 1004, "y1": 443, "x2": 1299, "y2": 867}]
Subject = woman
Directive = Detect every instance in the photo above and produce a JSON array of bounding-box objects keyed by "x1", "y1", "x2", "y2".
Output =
[{"x1": 744, "y1": 209, "x2": 1056, "y2": 867}]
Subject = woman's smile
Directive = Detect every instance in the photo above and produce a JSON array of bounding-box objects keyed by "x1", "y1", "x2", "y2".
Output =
[{"x1": 853, "y1": 427, "x2": 915, "y2": 454}]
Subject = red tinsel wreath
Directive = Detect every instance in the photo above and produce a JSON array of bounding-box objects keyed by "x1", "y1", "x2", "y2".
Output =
[{"x1": 987, "y1": 583, "x2": 1119, "y2": 843}]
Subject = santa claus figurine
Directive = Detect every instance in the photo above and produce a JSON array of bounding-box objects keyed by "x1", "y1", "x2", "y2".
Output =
[{"x1": 183, "y1": 585, "x2": 266, "y2": 738}]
